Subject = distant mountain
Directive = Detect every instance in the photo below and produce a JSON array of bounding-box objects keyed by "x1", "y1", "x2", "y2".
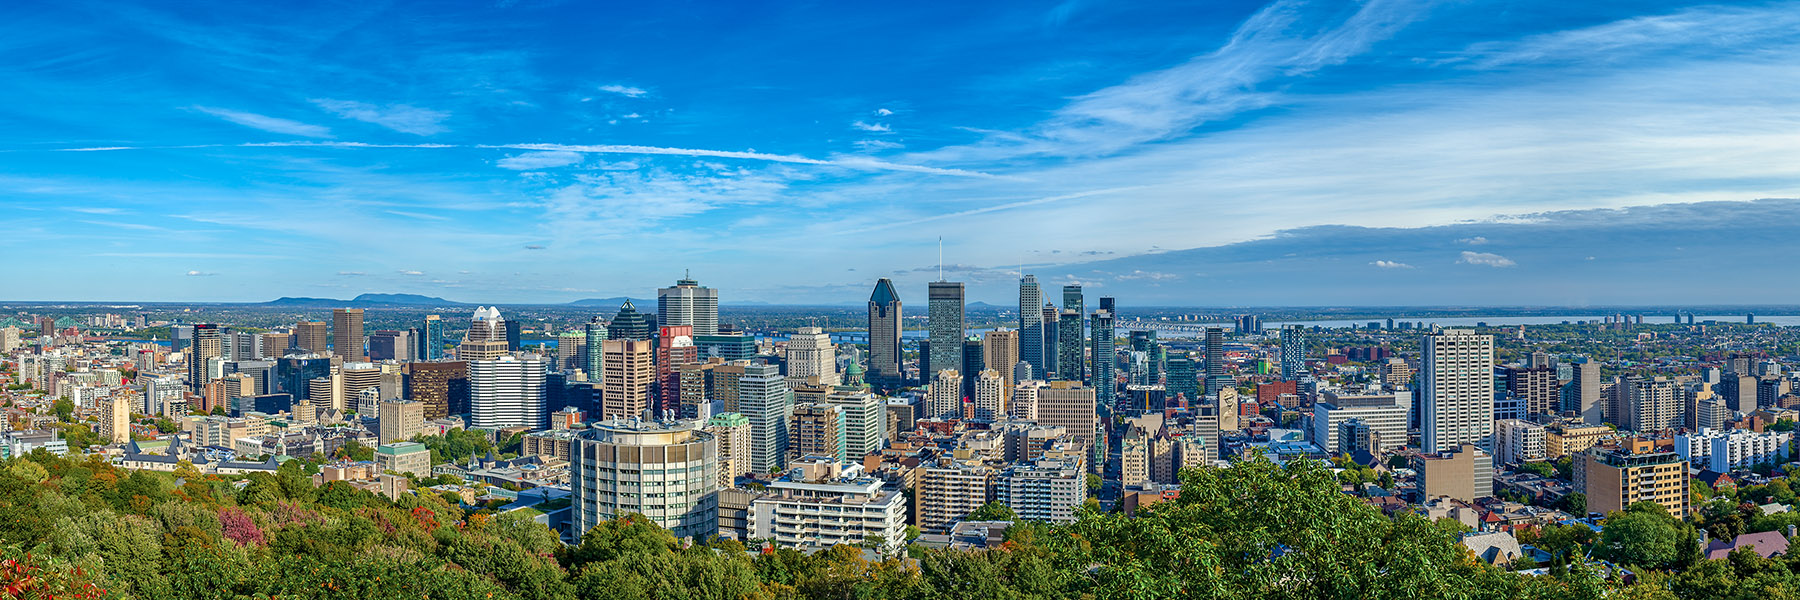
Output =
[
  {"x1": 567, "y1": 297, "x2": 656, "y2": 308},
  {"x1": 351, "y1": 293, "x2": 461, "y2": 306},
  {"x1": 262, "y1": 297, "x2": 349, "y2": 307}
]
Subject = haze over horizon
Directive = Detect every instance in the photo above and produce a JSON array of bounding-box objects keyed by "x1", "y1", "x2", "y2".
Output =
[{"x1": 7, "y1": 0, "x2": 1800, "y2": 305}]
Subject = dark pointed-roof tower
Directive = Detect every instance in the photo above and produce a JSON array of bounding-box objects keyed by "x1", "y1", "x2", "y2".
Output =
[
  {"x1": 867, "y1": 278, "x2": 903, "y2": 392},
  {"x1": 607, "y1": 300, "x2": 654, "y2": 341}
]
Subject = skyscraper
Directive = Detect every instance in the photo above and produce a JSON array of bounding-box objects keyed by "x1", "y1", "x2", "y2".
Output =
[
  {"x1": 583, "y1": 317, "x2": 608, "y2": 379},
  {"x1": 1042, "y1": 304, "x2": 1061, "y2": 377},
  {"x1": 927, "y1": 281, "x2": 964, "y2": 381},
  {"x1": 607, "y1": 300, "x2": 653, "y2": 341},
  {"x1": 866, "y1": 279, "x2": 903, "y2": 391},
  {"x1": 469, "y1": 354, "x2": 549, "y2": 429},
  {"x1": 786, "y1": 327, "x2": 838, "y2": 385},
  {"x1": 1421, "y1": 329, "x2": 1496, "y2": 453},
  {"x1": 458, "y1": 306, "x2": 510, "y2": 361},
  {"x1": 406, "y1": 361, "x2": 469, "y2": 419},
  {"x1": 1568, "y1": 359, "x2": 1602, "y2": 424},
  {"x1": 1059, "y1": 285, "x2": 1085, "y2": 380},
  {"x1": 656, "y1": 326, "x2": 698, "y2": 414},
  {"x1": 601, "y1": 339, "x2": 656, "y2": 420},
  {"x1": 1018, "y1": 275, "x2": 1044, "y2": 377},
  {"x1": 332, "y1": 308, "x2": 365, "y2": 361},
  {"x1": 189, "y1": 323, "x2": 221, "y2": 392},
  {"x1": 1203, "y1": 326, "x2": 1230, "y2": 393},
  {"x1": 1091, "y1": 298, "x2": 1115, "y2": 401},
  {"x1": 1279, "y1": 325, "x2": 1306, "y2": 380},
  {"x1": 295, "y1": 320, "x2": 328, "y2": 354},
  {"x1": 421, "y1": 314, "x2": 444, "y2": 360},
  {"x1": 658, "y1": 275, "x2": 719, "y2": 336},
  {"x1": 740, "y1": 362, "x2": 791, "y2": 474},
  {"x1": 983, "y1": 329, "x2": 1019, "y2": 395},
  {"x1": 927, "y1": 369, "x2": 962, "y2": 419}
]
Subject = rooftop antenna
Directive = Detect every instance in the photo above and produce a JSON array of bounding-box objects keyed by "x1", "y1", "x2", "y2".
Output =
[{"x1": 937, "y1": 236, "x2": 943, "y2": 281}]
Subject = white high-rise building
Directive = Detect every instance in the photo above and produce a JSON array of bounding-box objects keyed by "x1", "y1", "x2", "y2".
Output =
[
  {"x1": 973, "y1": 369, "x2": 1005, "y2": 421},
  {"x1": 1495, "y1": 419, "x2": 1548, "y2": 465},
  {"x1": 1310, "y1": 391, "x2": 1409, "y2": 453},
  {"x1": 785, "y1": 327, "x2": 838, "y2": 385},
  {"x1": 927, "y1": 369, "x2": 962, "y2": 419},
  {"x1": 571, "y1": 418, "x2": 719, "y2": 540},
  {"x1": 994, "y1": 459, "x2": 1083, "y2": 524},
  {"x1": 739, "y1": 362, "x2": 791, "y2": 475},
  {"x1": 749, "y1": 458, "x2": 906, "y2": 552},
  {"x1": 1620, "y1": 376, "x2": 1680, "y2": 433},
  {"x1": 823, "y1": 388, "x2": 886, "y2": 461},
  {"x1": 1421, "y1": 330, "x2": 1495, "y2": 453},
  {"x1": 658, "y1": 276, "x2": 719, "y2": 336},
  {"x1": 1676, "y1": 429, "x2": 1794, "y2": 473},
  {"x1": 469, "y1": 354, "x2": 549, "y2": 429}
]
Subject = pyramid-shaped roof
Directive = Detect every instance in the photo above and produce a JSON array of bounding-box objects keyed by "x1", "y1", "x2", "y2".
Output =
[{"x1": 869, "y1": 278, "x2": 900, "y2": 305}]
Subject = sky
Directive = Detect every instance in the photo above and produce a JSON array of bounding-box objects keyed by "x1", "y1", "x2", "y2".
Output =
[{"x1": 4, "y1": 0, "x2": 1800, "y2": 306}]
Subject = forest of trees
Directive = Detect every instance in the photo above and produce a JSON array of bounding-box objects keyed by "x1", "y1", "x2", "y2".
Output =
[{"x1": 2, "y1": 450, "x2": 1798, "y2": 599}]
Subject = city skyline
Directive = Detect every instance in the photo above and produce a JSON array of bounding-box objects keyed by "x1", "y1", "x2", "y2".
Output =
[{"x1": 7, "y1": 1, "x2": 1800, "y2": 304}]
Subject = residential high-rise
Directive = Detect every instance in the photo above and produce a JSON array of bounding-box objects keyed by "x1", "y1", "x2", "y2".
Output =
[
  {"x1": 961, "y1": 337, "x2": 984, "y2": 402},
  {"x1": 1620, "y1": 376, "x2": 1680, "y2": 433},
  {"x1": 1166, "y1": 354, "x2": 1199, "y2": 403},
  {"x1": 583, "y1": 316, "x2": 608, "y2": 377},
  {"x1": 994, "y1": 459, "x2": 1083, "y2": 524},
  {"x1": 1018, "y1": 275, "x2": 1044, "y2": 376},
  {"x1": 1421, "y1": 329, "x2": 1496, "y2": 453},
  {"x1": 405, "y1": 361, "x2": 469, "y2": 419},
  {"x1": 983, "y1": 328, "x2": 1019, "y2": 395},
  {"x1": 786, "y1": 327, "x2": 838, "y2": 385},
  {"x1": 927, "y1": 369, "x2": 963, "y2": 419},
  {"x1": 99, "y1": 396, "x2": 131, "y2": 444},
  {"x1": 571, "y1": 419, "x2": 720, "y2": 540},
  {"x1": 258, "y1": 332, "x2": 290, "y2": 359},
  {"x1": 601, "y1": 339, "x2": 656, "y2": 420},
  {"x1": 863, "y1": 279, "x2": 904, "y2": 391},
  {"x1": 739, "y1": 362, "x2": 791, "y2": 475},
  {"x1": 1576, "y1": 444, "x2": 1689, "y2": 519},
  {"x1": 1054, "y1": 308, "x2": 1080, "y2": 381},
  {"x1": 607, "y1": 300, "x2": 654, "y2": 341},
  {"x1": 790, "y1": 403, "x2": 845, "y2": 462},
  {"x1": 658, "y1": 275, "x2": 719, "y2": 336},
  {"x1": 1506, "y1": 365, "x2": 1559, "y2": 417},
  {"x1": 1279, "y1": 325, "x2": 1306, "y2": 380},
  {"x1": 1202, "y1": 326, "x2": 1228, "y2": 393},
  {"x1": 469, "y1": 354, "x2": 549, "y2": 429},
  {"x1": 1091, "y1": 299, "x2": 1116, "y2": 400},
  {"x1": 295, "y1": 321, "x2": 328, "y2": 354},
  {"x1": 421, "y1": 315, "x2": 444, "y2": 360},
  {"x1": 332, "y1": 308, "x2": 365, "y2": 362},
  {"x1": 189, "y1": 324, "x2": 222, "y2": 392},
  {"x1": 748, "y1": 459, "x2": 907, "y2": 552},
  {"x1": 378, "y1": 400, "x2": 424, "y2": 444},
  {"x1": 1410, "y1": 444, "x2": 1494, "y2": 503},
  {"x1": 1037, "y1": 381, "x2": 1097, "y2": 448},
  {"x1": 822, "y1": 388, "x2": 885, "y2": 460},
  {"x1": 705, "y1": 412, "x2": 753, "y2": 485},
  {"x1": 916, "y1": 458, "x2": 992, "y2": 533},
  {"x1": 973, "y1": 369, "x2": 1006, "y2": 421},
  {"x1": 1568, "y1": 359, "x2": 1602, "y2": 424},
  {"x1": 927, "y1": 281, "x2": 964, "y2": 381}
]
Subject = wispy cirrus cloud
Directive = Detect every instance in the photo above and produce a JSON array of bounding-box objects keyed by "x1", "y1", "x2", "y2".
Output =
[
  {"x1": 1458, "y1": 251, "x2": 1515, "y2": 267},
  {"x1": 1443, "y1": 5, "x2": 1800, "y2": 70},
  {"x1": 852, "y1": 121, "x2": 891, "y2": 133},
  {"x1": 598, "y1": 84, "x2": 648, "y2": 98},
  {"x1": 311, "y1": 99, "x2": 450, "y2": 135},
  {"x1": 191, "y1": 106, "x2": 332, "y2": 137},
  {"x1": 497, "y1": 150, "x2": 584, "y2": 170},
  {"x1": 1370, "y1": 260, "x2": 1414, "y2": 269}
]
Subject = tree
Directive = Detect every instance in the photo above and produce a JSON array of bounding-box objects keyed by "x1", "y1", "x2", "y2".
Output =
[
  {"x1": 53, "y1": 396, "x2": 74, "y2": 422},
  {"x1": 965, "y1": 501, "x2": 1017, "y2": 522},
  {"x1": 1559, "y1": 492, "x2": 1587, "y2": 516},
  {"x1": 1598, "y1": 503, "x2": 1687, "y2": 569}
]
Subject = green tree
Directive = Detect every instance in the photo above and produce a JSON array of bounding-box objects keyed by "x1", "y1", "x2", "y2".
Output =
[
  {"x1": 1598, "y1": 503, "x2": 1688, "y2": 569},
  {"x1": 965, "y1": 501, "x2": 1017, "y2": 522},
  {"x1": 53, "y1": 396, "x2": 75, "y2": 422}
]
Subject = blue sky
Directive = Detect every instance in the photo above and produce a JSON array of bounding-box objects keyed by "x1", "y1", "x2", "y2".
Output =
[{"x1": 4, "y1": 0, "x2": 1800, "y2": 305}]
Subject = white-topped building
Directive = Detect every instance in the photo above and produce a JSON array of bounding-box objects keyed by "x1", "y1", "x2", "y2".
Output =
[
  {"x1": 1676, "y1": 429, "x2": 1794, "y2": 473},
  {"x1": 469, "y1": 354, "x2": 549, "y2": 429},
  {"x1": 749, "y1": 458, "x2": 906, "y2": 552},
  {"x1": 1421, "y1": 330, "x2": 1495, "y2": 453},
  {"x1": 571, "y1": 418, "x2": 720, "y2": 540}
]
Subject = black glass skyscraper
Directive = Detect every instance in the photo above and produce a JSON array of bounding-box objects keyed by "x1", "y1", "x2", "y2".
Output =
[
  {"x1": 927, "y1": 281, "x2": 964, "y2": 380},
  {"x1": 1018, "y1": 275, "x2": 1044, "y2": 377},
  {"x1": 1091, "y1": 297, "x2": 1115, "y2": 400},
  {"x1": 867, "y1": 279, "x2": 903, "y2": 391}
]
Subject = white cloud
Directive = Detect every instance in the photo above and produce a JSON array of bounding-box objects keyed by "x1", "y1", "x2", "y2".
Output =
[
  {"x1": 1115, "y1": 269, "x2": 1179, "y2": 281},
  {"x1": 622, "y1": 113, "x2": 643, "y2": 119},
  {"x1": 1457, "y1": 236, "x2": 1488, "y2": 245},
  {"x1": 398, "y1": 269, "x2": 425, "y2": 275},
  {"x1": 191, "y1": 106, "x2": 331, "y2": 137},
  {"x1": 875, "y1": 108, "x2": 894, "y2": 117},
  {"x1": 1458, "y1": 251, "x2": 1516, "y2": 267},
  {"x1": 852, "y1": 121, "x2": 892, "y2": 133},
  {"x1": 599, "y1": 84, "x2": 648, "y2": 98},
  {"x1": 855, "y1": 139, "x2": 903, "y2": 151},
  {"x1": 185, "y1": 270, "x2": 214, "y2": 276},
  {"x1": 338, "y1": 271, "x2": 366, "y2": 276},
  {"x1": 1370, "y1": 260, "x2": 1414, "y2": 269},
  {"x1": 497, "y1": 150, "x2": 584, "y2": 170},
  {"x1": 1446, "y1": 5, "x2": 1800, "y2": 70},
  {"x1": 311, "y1": 99, "x2": 450, "y2": 135}
]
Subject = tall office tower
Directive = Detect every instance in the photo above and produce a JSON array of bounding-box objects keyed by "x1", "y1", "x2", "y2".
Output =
[
  {"x1": 583, "y1": 317, "x2": 608, "y2": 379},
  {"x1": 786, "y1": 327, "x2": 839, "y2": 385},
  {"x1": 1279, "y1": 325, "x2": 1307, "y2": 380},
  {"x1": 983, "y1": 328, "x2": 1020, "y2": 395},
  {"x1": 557, "y1": 332, "x2": 588, "y2": 372},
  {"x1": 601, "y1": 339, "x2": 656, "y2": 420},
  {"x1": 571, "y1": 419, "x2": 720, "y2": 540},
  {"x1": 823, "y1": 388, "x2": 885, "y2": 460},
  {"x1": 607, "y1": 300, "x2": 654, "y2": 341},
  {"x1": 866, "y1": 279, "x2": 903, "y2": 390},
  {"x1": 459, "y1": 306, "x2": 511, "y2": 361},
  {"x1": 1129, "y1": 330, "x2": 1160, "y2": 385},
  {"x1": 1506, "y1": 364, "x2": 1559, "y2": 417},
  {"x1": 1019, "y1": 275, "x2": 1044, "y2": 376},
  {"x1": 927, "y1": 370, "x2": 963, "y2": 419},
  {"x1": 1166, "y1": 354, "x2": 1199, "y2": 402},
  {"x1": 1055, "y1": 308, "x2": 1082, "y2": 381},
  {"x1": 368, "y1": 330, "x2": 412, "y2": 362},
  {"x1": 955, "y1": 337, "x2": 981, "y2": 402},
  {"x1": 342, "y1": 362, "x2": 383, "y2": 413},
  {"x1": 470, "y1": 354, "x2": 549, "y2": 429},
  {"x1": 705, "y1": 412, "x2": 753, "y2": 485},
  {"x1": 332, "y1": 308, "x2": 365, "y2": 361},
  {"x1": 658, "y1": 275, "x2": 719, "y2": 336},
  {"x1": 1062, "y1": 285, "x2": 1084, "y2": 319},
  {"x1": 225, "y1": 331, "x2": 258, "y2": 360},
  {"x1": 1620, "y1": 376, "x2": 1681, "y2": 432},
  {"x1": 739, "y1": 362, "x2": 791, "y2": 474},
  {"x1": 504, "y1": 320, "x2": 522, "y2": 352},
  {"x1": 1039, "y1": 304, "x2": 1059, "y2": 377},
  {"x1": 406, "y1": 361, "x2": 469, "y2": 419},
  {"x1": 973, "y1": 369, "x2": 1006, "y2": 421},
  {"x1": 295, "y1": 320, "x2": 328, "y2": 354},
  {"x1": 1567, "y1": 359, "x2": 1603, "y2": 424},
  {"x1": 1421, "y1": 329, "x2": 1496, "y2": 453},
  {"x1": 1091, "y1": 298, "x2": 1116, "y2": 401},
  {"x1": 1038, "y1": 381, "x2": 1098, "y2": 448},
  {"x1": 189, "y1": 323, "x2": 222, "y2": 392},
  {"x1": 789, "y1": 403, "x2": 845, "y2": 462},
  {"x1": 421, "y1": 315, "x2": 445, "y2": 360},
  {"x1": 927, "y1": 281, "x2": 965, "y2": 382},
  {"x1": 656, "y1": 326, "x2": 698, "y2": 414}
]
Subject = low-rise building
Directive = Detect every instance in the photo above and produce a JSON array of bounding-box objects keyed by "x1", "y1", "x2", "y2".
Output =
[
  {"x1": 375, "y1": 441, "x2": 431, "y2": 476},
  {"x1": 749, "y1": 457, "x2": 907, "y2": 552}
]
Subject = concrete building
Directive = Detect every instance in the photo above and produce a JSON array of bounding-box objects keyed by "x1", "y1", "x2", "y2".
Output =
[
  {"x1": 1675, "y1": 429, "x2": 1794, "y2": 473},
  {"x1": 601, "y1": 339, "x2": 655, "y2": 420},
  {"x1": 658, "y1": 276, "x2": 719, "y2": 336},
  {"x1": 99, "y1": 395, "x2": 131, "y2": 445},
  {"x1": 378, "y1": 400, "x2": 424, "y2": 444},
  {"x1": 972, "y1": 369, "x2": 1006, "y2": 421},
  {"x1": 1036, "y1": 381, "x2": 1097, "y2": 448},
  {"x1": 927, "y1": 281, "x2": 965, "y2": 380},
  {"x1": 823, "y1": 388, "x2": 885, "y2": 461},
  {"x1": 916, "y1": 458, "x2": 992, "y2": 533},
  {"x1": 570, "y1": 419, "x2": 720, "y2": 540},
  {"x1": 866, "y1": 279, "x2": 903, "y2": 391},
  {"x1": 749, "y1": 458, "x2": 907, "y2": 552},
  {"x1": 927, "y1": 369, "x2": 962, "y2": 419},
  {"x1": 1279, "y1": 325, "x2": 1306, "y2": 379},
  {"x1": 983, "y1": 328, "x2": 1020, "y2": 396},
  {"x1": 739, "y1": 362, "x2": 791, "y2": 475},
  {"x1": 994, "y1": 459, "x2": 1083, "y2": 524},
  {"x1": 295, "y1": 320, "x2": 328, "y2": 354},
  {"x1": 785, "y1": 327, "x2": 838, "y2": 386},
  {"x1": 1506, "y1": 365, "x2": 1559, "y2": 417},
  {"x1": 1620, "y1": 376, "x2": 1681, "y2": 433},
  {"x1": 1410, "y1": 443, "x2": 1494, "y2": 503},
  {"x1": 1545, "y1": 422, "x2": 1614, "y2": 458},
  {"x1": 1421, "y1": 330, "x2": 1495, "y2": 453},
  {"x1": 406, "y1": 361, "x2": 469, "y2": 419},
  {"x1": 1494, "y1": 419, "x2": 1547, "y2": 465},
  {"x1": 1310, "y1": 391, "x2": 1409, "y2": 453},
  {"x1": 790, "y1": 403, "x2": 845, "y2": 463},
  {"x1": 374, "y1": 441, "x2": 430, "y2": 476},
  {"x1": 1576, "y1": 444, "x2": 1689, "y2": 519},
  {"x1": 705, "y1": 412, "x2": 752, "y2": 485},
  {"x1": 332, "y1": 308, "x2": 365, "y2": 362},
  {"x1": 469, "y1": 354, "x2": 550, "y2": 429}
]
